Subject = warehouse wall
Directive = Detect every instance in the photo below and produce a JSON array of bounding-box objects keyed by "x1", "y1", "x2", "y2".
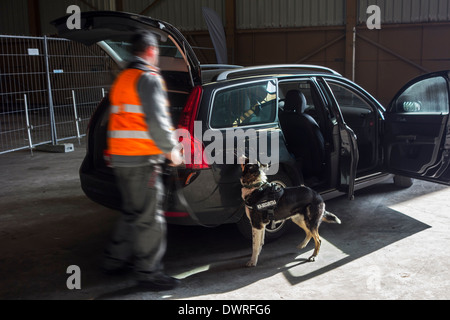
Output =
[
  {"x1": 4, "y1": 0, "x2": 450, "y2": 35},
  {"x1": 356, "y1": 23, "x2": 450, "y2": 105},
  {"x1": 123, "y1": 0, "x2": 225, "y2": 31},
  {"x1": 0, "y1": 0, "x2": 29, "y2": 35},
  {"x1": 230, "y1": 22, "x2": 450, "y2": 105},
  {"x1": 358, "y1": 0, "x2": 450, "y2": 24},
  {"x1": 1, "y1": 0, "x2": 450, "y2": 104},
  {"x1": 0, "y1": 0, "x2": 224, "y2": 35},
  {"x1": 236, "y1": 0, "x2": 346, "y2": 28}
]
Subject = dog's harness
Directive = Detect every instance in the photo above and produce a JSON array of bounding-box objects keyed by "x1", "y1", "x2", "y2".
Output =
[
  {"x1": 241, "y1": 181, "x2": 267, "y2": 189},
  {"x1": 244, "y1": 182, "x2": 284, "y2": 221}
]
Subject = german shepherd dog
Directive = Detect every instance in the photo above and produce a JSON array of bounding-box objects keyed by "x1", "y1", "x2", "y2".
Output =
[{"x1": 240, "y1": 158, "x2": 341, "y2": 267}]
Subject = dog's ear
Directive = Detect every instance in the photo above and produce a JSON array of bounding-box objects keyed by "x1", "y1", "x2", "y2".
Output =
[
  {"x1": 257, "y1": 160, "x2": 270, "y2": 171},
  {"x1": 239, "y1": 155, "x2": 248, "y2": 171}
]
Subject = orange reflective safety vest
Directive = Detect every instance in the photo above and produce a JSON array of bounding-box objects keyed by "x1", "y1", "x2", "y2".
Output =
[{"x1": 108, "y1": 68, "x2": 164, "y2": 157}]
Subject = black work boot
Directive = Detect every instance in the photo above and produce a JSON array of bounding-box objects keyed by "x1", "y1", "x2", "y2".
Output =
[{"x1": 137, "y1": 272, "x2": 180, "y2": 291}]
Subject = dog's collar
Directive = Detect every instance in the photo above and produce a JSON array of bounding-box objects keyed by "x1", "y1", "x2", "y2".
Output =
[{"x1": 242, "y1": 181, "x2": 268, "y2": 189}]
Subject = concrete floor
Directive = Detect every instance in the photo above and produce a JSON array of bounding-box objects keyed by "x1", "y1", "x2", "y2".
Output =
[{"x1": 1, "y1": 140, "x2": 450, "y2": 300}]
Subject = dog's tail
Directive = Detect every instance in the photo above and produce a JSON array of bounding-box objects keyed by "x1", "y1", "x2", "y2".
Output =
[{"x1": 322, "y1": 211, "x2": 341, "y2": 224}]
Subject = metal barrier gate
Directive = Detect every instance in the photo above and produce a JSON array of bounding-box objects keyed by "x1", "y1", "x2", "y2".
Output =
[{"x1": 0, "y1": 35, "x2": 116, "y2": 154}]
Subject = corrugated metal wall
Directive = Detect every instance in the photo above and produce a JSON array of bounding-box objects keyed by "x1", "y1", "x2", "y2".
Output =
[
  {"x1": 358, "y1": 0, "x2": 450, "y2": 24},
  {"x1": 38, "y1": 0, "x2": 223, "y2": 34},
  {"x1": 239, "y1": 0, "x2": 450, "y2": 29},
  {"x1": 2, "y1": 0, "x2": 450, "y2": 36},
  {"x1": 237, "y1": 0, "x2": 346, "y2": 29},
  {"x1": 39, "y1": 0, "x2": 116, "y2": 35},
  {"x1": 123, "y1": 0, "x2": 224, "y2": 31},
  {"x1": 0, "y1": 0, "x2": 29, "y2": 35}
]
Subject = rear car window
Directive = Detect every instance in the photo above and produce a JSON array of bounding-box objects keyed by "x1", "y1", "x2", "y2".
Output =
[
  {"x1": 103, "y1": 38, "x2": 189, "y2": 74},
  {"x1": 210, "y1": 80, "x2": 277, "y2": 128},
  {"x1": 104, "y1": 38, "x2": 183, "y2": 61}
]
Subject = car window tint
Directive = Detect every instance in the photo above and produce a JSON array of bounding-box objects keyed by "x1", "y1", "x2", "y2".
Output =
[
  {"x1": 327, "y1": 82, "x2": 373, "y2": 112},
  {"x1": 392, "y1": 76, "x2": 449, "y2": 114},
  {"x1": 210, "y1": 81, "x2": 277, "y2": 128},
  {"x1": 278, "y1": 80, "x2": 323, "y2": 125},
  {"x1": 104, "y1": 38, "x2": 183, "y2": 62}
]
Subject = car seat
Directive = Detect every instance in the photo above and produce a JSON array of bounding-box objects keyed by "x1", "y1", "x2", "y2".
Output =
[{"x1": 279, "y1": 90, "x2": 325, "y2": 179}]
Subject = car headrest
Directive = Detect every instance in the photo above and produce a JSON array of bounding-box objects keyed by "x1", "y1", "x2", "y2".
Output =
[{"x1": 284, "y1": 90, "x2": 307, "y2": 113}]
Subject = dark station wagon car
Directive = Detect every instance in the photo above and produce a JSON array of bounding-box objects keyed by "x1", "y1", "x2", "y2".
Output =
[{"x1": 53, "y1": 12, "x2": 450, "y2": 239}]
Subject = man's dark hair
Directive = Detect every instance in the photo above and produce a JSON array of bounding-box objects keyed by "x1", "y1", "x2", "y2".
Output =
[{"x1": 130, "y1": 30, "x2": 159, "y2": 55}]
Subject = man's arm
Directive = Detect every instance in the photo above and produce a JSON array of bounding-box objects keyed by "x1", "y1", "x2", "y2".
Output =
[{"x1": 137, "y1": 72, "x2": 177, "y2": 155}]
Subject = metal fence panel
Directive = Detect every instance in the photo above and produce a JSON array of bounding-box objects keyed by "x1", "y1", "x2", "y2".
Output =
[
  {"x1": 0, "y1": 35, "x2": 51, "y2": 153},
  {"x1": 46, "y1": 37, "x2": 115, "y2": 144},
  {"x1": 0, "y1": 35, "x2": 115, "y2": 154}
]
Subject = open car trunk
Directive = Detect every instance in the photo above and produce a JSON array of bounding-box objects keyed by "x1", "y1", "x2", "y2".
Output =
[{"x1": 52, "y1": 10, "x2": 202, "y2": 123}]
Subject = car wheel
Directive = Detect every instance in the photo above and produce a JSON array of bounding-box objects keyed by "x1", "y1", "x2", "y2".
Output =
[
  {"x1": 394, "y1": 175, "x2": 414, "y2": 188},
  {"x1": 236, "y1": 171, "x2": 293, "y2": 242}
]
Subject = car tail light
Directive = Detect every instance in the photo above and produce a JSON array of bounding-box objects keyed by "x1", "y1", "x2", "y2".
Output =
[
  {"x1": 179, "y1": 86, "x2": 202, "y2": 133},
  {"x1": 164, "y1": 211, "x2": 190, "y2": 218},
  {"x1": 178, "y1": 86, "x2": 209, "y2": 169}
]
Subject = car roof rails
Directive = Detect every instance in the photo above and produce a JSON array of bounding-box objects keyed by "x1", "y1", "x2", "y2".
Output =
[
  {"x1": 200, "y1": 64, "x2": 243, "y2": 70},
  {"x1": 215, "y1": 64, "x2": 342, "y2": 81},
  {"x1": 200, "y1": 64, "x2": 244, "y2": 84}
]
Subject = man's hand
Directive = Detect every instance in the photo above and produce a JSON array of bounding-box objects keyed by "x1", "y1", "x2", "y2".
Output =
[{"x1": 164, "y1": 150, "x2": 184, "y2": 167}]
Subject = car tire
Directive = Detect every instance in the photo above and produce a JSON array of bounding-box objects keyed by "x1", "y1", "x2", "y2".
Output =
[
  {"x1": 393, "y1": 175, "x2": 414, "y2": 188},
  {"x1": 236, "y1": 171, "x2": 293, "y2": 242}
]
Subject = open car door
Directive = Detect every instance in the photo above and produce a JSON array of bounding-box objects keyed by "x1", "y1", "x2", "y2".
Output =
[{"x1": 384, "y1": 71, "x2": 450, "y2": 185}]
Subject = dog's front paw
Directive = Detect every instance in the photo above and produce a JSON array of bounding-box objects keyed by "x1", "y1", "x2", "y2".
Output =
[
  {"x1": 246, "y1": 260, "x2": 257, "y2": 267},
  {"x1": 308, "y1": 255, "x2": 317, "y2": 262}
]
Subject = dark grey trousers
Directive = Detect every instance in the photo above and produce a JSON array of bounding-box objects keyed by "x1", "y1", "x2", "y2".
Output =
[{"x1": 104, "y1": 164, "x2": 167, "y2": 281}]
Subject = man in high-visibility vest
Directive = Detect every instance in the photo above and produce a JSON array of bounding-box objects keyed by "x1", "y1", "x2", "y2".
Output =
[{"x1": 103, "y1": 30, "x2": 181, "y2": 291}]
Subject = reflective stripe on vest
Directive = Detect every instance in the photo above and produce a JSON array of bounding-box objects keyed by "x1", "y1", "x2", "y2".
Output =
[
  {"x1": 107, "y1": 68, "x2": 163, "y2": 157},
  {"x1": 108, "y1": 130, "x2": 152, "y2": 140},
  {"x1": 110, "y1": 104, "x2": 144, "y2": 115}
]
